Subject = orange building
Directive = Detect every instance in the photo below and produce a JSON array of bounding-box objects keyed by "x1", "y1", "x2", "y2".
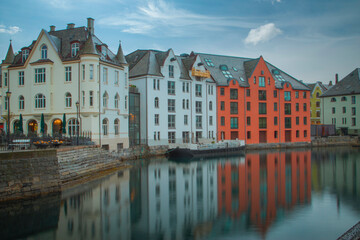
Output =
[
  {"x1": 217, "y1": 150, "x2": 311, "y2": 235},
  {"x1": 191, "y1": 53, "x2": 311, "y2": 144}
]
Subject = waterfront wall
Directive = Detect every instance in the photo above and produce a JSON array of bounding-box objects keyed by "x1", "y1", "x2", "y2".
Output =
[{"x1": 114, "y1": 145, "x2": 169, "y2": 160}]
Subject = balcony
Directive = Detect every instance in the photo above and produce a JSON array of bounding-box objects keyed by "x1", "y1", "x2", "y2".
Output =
[{"x1": 192, "y1": 68, "x2": 210, "y2": 78}]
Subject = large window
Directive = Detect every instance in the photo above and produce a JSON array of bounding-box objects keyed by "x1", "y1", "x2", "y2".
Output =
[
  {"x1": 65, "y1": 92, "x2": 72, "y2": 107},
  {"x1": 115, "y1": 94, "x2": 120, "y2": 108},
  {"x1": 114, "y1": 71, "x2": 119, "y2": 85},
  {"x1": 19, "y1": 71, "x2": 24, "y2": 86},
  {"x1": 103, "y1": 67, "x2": 108, "y2": 84},
  {"x1": 103, "y1": 92, "x2": 109, "y2": 108},
  {"x1": 196, "y1": 116, "x2": 202, "y2": 129},
  {"x1": 68, "y1": 119, "x2": 79, "y2": 136},
  {"x1": 196, "y1": 101, "x2": 202, "y2": 113},
  {"x1": 114, "y1": 119, "x2": 120, "y2": 135},
  {"x1": 220, "y1": 101, "x2": 225, "y2": 111},
  {"x1": 41, "y1": 45, "x2": 47, "y2": 59},
  {"x1": 168, "y1": 99, "x2": 175, "y2": 112},
  {"x1": 230, "y1": 102, "x2": 238, "y2": 114},
  {"x1": 35, "y1": 68, "x2": 46, "y2": 83},
  {"x1": 274, "y1": 102, "x2": 278, "y2": 111},
  {"x1": 259, "y1": 117, "x2": 267, "y2": 129},
  {"x1": 258, "y1": 90, "x2": 266, "y2": 100},
  {"x1": 90, "y1": 64, "x2": 94, "y2": 80},
  {"x1": 351, "y1": 96, "x2": 356, "y2": 104},
  {"x1": 168, "y1": 81, "x2": 175, "y2": 95},
  {"x1": 230, "y1": 89, "x2": 238, "y2": 100},
  {"x1": 209, "y1": 101, "x2": 213, "y2": 111},
  {"x1": 195, "y1": 84, "x2": 202, "y2": 97},
  {"x1": 65, "y1": 67, "x2": 71, "y2": 82},
  {"x1": 285, "y1": 103, "x2": 291, "y2": 115},
  {"x1": 303, "y1": 103, "x2": 307, "y2": 112},
  {"x1": 71, "y1": 42, "x2": 79, "y2": 57},
  {"x1": 35, "y1": 93, "x2": 46, "y2": 108},
  {"x1": 285, "y1": 117, "x2": 291, "y2": 128},
  {"x1": 259, "y1": 77, "x2": 265, "y2": 87},
  {"x1": 89, "y1": 91, "x2": 94, "y2": 106},
  {"x1": 168, "y1": 115, "x2": 175, "y2": 128},
  {"x1": 19, "y1": 95, "x2": 25, "y2": 110},
  {"x1": 284, "y1": 91, "x2": 291, "y2": 101},
  {"x1": 169, "y1": 65, "x2": 174, "y2": 78},
  {"x1": 102, "y1": 118, "x2": 108, "y2": 136},
  {"x1": 259, "y1": 103, "x2": 267, "y2": 114},
  {"x1": 230, "y1": 117, "x2": 238, "y2": 129},
  {"x1": 168, "y1": 132, "x2": 176, "y2": 143}
]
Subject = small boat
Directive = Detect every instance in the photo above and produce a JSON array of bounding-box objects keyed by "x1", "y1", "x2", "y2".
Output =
[{"x1": 166, "y1": 140, "x2": 245, "y2": 162}]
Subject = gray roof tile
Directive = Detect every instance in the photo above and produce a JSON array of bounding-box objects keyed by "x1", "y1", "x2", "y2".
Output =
[{"x1": 321, "y1": 68, "x2": 360, "y2": 97}]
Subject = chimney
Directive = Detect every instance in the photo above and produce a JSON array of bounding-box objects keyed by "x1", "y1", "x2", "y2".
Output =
[
  {"x1": 50, "y1": 25, "x2": 56, "y2": 32},
  {"x1": 87, "y1": 17, "x2": 94, "y2": 35},
  {"x1": 67, "y1": 23, "x2": 75, "y2": 29},
  {"x1": 329, "y1": 80, "x2": 332, "y2": 86},
  {"x1": 335, "y1": 73, "x2": 338, "y2": 84}
]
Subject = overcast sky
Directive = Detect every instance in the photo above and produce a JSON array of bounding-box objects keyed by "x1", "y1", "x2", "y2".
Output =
[{"x1": 1, "y1": 0, "x2": 359, "y2": 83}]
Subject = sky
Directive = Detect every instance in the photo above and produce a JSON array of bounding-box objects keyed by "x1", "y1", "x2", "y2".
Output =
[{"x1": 1, "y1": 0, "x2": 359, "y2": 84}]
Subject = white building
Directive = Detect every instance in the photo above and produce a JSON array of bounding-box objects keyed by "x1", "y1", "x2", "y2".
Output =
[
  {"x1": 0, "y1": 18, "x2": 129, "y2": 150},
  {"x1": 126, "y1": 49, "x2": 217, "y2": 146}
]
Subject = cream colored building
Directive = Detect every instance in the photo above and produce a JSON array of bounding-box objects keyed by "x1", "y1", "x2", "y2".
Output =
[{"x1": 0, "y1": 18, "x2": 129, "y2": 150}]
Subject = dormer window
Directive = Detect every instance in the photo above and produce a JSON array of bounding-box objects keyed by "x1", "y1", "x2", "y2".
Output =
[
  {"x1": 22, "y1": 49, "x2": 29, "y2": 63},
  {"x1": 71, "y1": 42, "x2": 79, "y2": 57},
  {"x1": 101, "y1": 45, "x2": 107, "y2": 56},
  {"x1": 41, "y1": 45, "x2": 48, "y2": 59}
]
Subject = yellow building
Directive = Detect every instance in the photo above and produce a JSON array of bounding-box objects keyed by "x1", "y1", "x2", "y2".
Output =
[{"x1": 308, "y1": 81, "x2": 332, "y2": 124}]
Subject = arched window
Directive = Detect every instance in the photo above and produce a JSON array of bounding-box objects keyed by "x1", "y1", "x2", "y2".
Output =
[
  {"x1": 114, "y1": 118, "x2": 119, "y2": 135},
  {"x1": 114, "y1": 94, "x2": 120, "y2": 109},
  {"x1": 331, "y1": 97, "x2": 336, "y2": 102},
  {"x1": 155, "y1": 97, "x2": 159, "y2": 108},
  {"x1": 209, "y1": 101, "x2": 213, "y2": 111},
  {"x1": 68, "y1": 119, "x2": 79, "y2": 136},
  {"x1": 341, "y1": 96, "x2": 347, "y2": 101},
  {"x1": 19, "y1": 95, "x2": 25, "y2": 110},
  {"x1": 41, "y1": 45, "x2": 48, "y2": 59},
  {"x1": 103, "y1": 92, "x2": 109, "y2": 108},
  {"x1": 102, "y1": 118, "x2": 108, "y2": 136},
  {"x1": 65, "y1": 92, "x2": 72, "y2": 107},
  {"x1": 71, "y1": 42, "x2": 79, "y2": 57},
  {"x1": 35, "y1": 93, "x2": 46, "y2": 108}
]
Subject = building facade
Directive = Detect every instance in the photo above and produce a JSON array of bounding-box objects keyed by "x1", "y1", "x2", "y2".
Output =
[
  {"x1": 126, "y1": 49, "x2": 217, "y2": 146},
  {"x1": 191, "y1": 53, "x2": 311, "y2": 144},
  {"x1": 0, "y1": 18, "x2": 129, "y2": 150},
  {"x1": 321, "y1": 68, "x2": 360, "y2": 136},
  {"x1": 308, "y1": 81, "x2": 331, "y2": 124}
]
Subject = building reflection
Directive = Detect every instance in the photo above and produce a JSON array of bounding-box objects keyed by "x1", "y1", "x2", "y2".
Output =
[{"x1": 217, "y1": 150, "x2": 312, "y2": 236}]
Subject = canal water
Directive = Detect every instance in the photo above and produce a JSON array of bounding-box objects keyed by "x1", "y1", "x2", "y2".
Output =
[{"x1": 1, "y1": 147, "x2": 359, "y2": 240}]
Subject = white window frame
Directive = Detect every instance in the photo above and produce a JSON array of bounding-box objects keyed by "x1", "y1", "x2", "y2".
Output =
[
  {"x1": 35, "y1": 93, "x2": 46, "y2": 109},
  {"x1": 35, "y1": 68, "x2": 46, "y2": 83},
  {"x1": 19, "y1": 71, "x2": 24, "y2": 86},
  {"x1": 71, "y1": 42, "x2": 79, "y2": 57},
  {"x1": 65, "y1": 66, "x2": 72, "y2": 82},
  {"x1": 65, "y1": 92, "x2": 72, "y2": 108},
  {"x1": 19, "y1": 95, "x2": 25, "y2": 110}
]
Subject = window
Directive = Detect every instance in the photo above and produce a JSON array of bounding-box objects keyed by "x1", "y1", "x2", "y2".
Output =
[
  {"x1": 273, "y1": 90, "x2": 277, "y2": 98},
  {"x1": 230, "y1": 117, "x2": 238, "y2": 129},
  {"x1": 295, "y1": 91, "x2": 299, "y2": 98},
  {"x1": 19, "y1": 95, "x2": 24, "y2": 110},
  {"x1": 168, "y1": 99, "x2": 176, "y2": 112},
  {"x1": 296, "y1": 103, "x2": 299, "y2": 112},
  {"x1": 343, "y1": 107, "x2": 346, "y2": 114},
  {"x1": 341, "y1": 96, "x2": 347, "y2": 101},
  {"x1": 168, "y1": 115, "x2": 175, "y2": 128},
  {"x1": 303, "y1": 92, "x2": 307, "y2": 99},
  {"x1": 90, "y1": 64, "x2": 94, "y2": 80},
  {"x1": 168, "y1": 132, "x2": 176, "y2": 143},
  {"x1": 230, "y1": 102, "x2": 238, "y2": 114},
  {"x1": 82, "y1": 65, "x2": 85, "y2": 81},
  {"x1": 186, "y1": 99, "x2": 189, "y2": 109},
  {"x1": 155, "y1": 114, "x2": 159, "y2": 125},
  {"x1": 285, "y1": 103, "x2": 291, "y2": 115},
  {"x1": 296, "y1": 117, "x2": 299, "y2": 125},
  {"x1": 103, "y1": 67, "x2": 108, "y2": 84},
  {"x1": 35, "y1": 68, "x2": 46, "y2": 83},
  {"x1": 71, "y1": 42, "x2": 79, "y2": 57},
  {"x1": 258, "y1": 90, "x2": 266, "y2": 100},
  {"x1": 154, "y1": 79, "x2": 157, "y2": 90},
  {"x1": 65, "y1": 92, "x2": 72, "y2": 107},
  {"x1": 41, "y1": 45, "x2": 47, "y2": 59},
  {"x1": 303, "y1": 103, "x2": 307, "y2": 111},
  {"x1": 247, "y1": 131, "x2": 251, "y2": 139},
  {"x1": 274, "y1": 117, "x2": 278, "y2": 125},
  {"x1": 155, "y1": 97, "x2": 159, "y2": 108},
  {"x1": 209, "y1": 101, "x2": 213, "y2": 111},
  {"x1": 196, "y1": 116, "x2": 202, "y2": 129},
  {"x1": 304, "y1": 130, "x2": 308, "y2": 138},
  {"x1": 230, "y1": 89, "x2": 238, "y2": 99},
  {"x1": 103, "y1": 92, "x2": 109, "y2": 108},
  {"x1": 114, "y1": 119, "x2": 120, "y2": 135},
  {"x1": 316, "y1": 111, "x2": 320, "y2": 117},
  {"x1": 204, "y1": 58, "x2": 214, "y2": 67},
  {"x1": 209, "y1": 116, "x2": 213, "y2": 126},
  {"x1": 352, "y1": 118, "x2": 356, "y2": 126},
  {"x1": 220, "y1": 88, "x2": 225, "y2": 96},
  {"x1": 82, "y1": 91, "x2": 85, "y2": 106},
  {"x1": 102, "y1": 118, "x2": 108, "y2": 136},
  {"x1": 259, "y1": 117, "x2": 267, "y2": 129},
  {"x1": 284, "y1": 91, "x2": 291, "y2": 101},
  {"x1": 4, "y1": 72, "x2": 8, "y2": 86},
  {"x1": 114, "y1": 71, "x2": 119, "y2": 85},
  {"x1": 195, "y1": 101, "x2": 202, "y2": 113},
  {"x1": 22, "y1": 49, "x2": 29, "y2": 62},
  {"x1": 195, "y1": 84, "x2": 202, "y2": 97},
  {"x1": 259, "y1": 102, "x2": 267, "y2": 114},
  {"x1": 89, "y1": 91, "x2": 94, "y2": 106},
  {"x1": 253, "y1": 76, "x2": 256, "y2": 84},
  {"x1": 182, "y1": 132, "x2": 190, "y2": 143},
  {"x1": 168, "y1": 81, "x2": 175, "y2": 95},
  {"x1": 342, "y1": 117, "x2": 347, "y2": 125},
  {"x1": 296, "y1": 130, "x2": 299, "y2": 138},
  {"x1": 246, "y1": 89, "x2": 250, "y2": 97},
  {"x1": 18, "y1": 71, "x2": 24, "y2": 86},
  {"x1": 169, "y1": 65, "x2": 174, "y2": 78},
  {"x1": 259, "y1": 77, "x2": 265, "y2": 87},
  {"x1": 274, "y1": 102, "x2": 278, "y2": 111},
  {"x1": 4, "y1": 97, "x2": 8, "y2": 110},
  {"x1": 274, "y1": 131, "x2": 278, "y2": 138},
  {"x1": 115, "y1": 94, "x2": 120, "y2": 108},
  {"x1": 285, "y1": 117, "x2": 291, "y2": 128},
  {"x1": 352, "y1": 107, "x2": 356, "y2": 116},
  {"x1": 247, "y1": 117, "x2": 251, "y2": 126},
  {"x1": 247, "y1": 102, "x2": 251, "y2": 111},
  {"x1": 331, "y1": 97, "x2": 336, "y2": 102},
  {"x1": 220, "y1": 101, "x2": 225, "y2": 111},
  {"x1": 351, "y1": 96, "x2": 356, "y2": 104},
  {"x1": 332, "y1": 118, "x2": 336, "y2": 125},
  {"x1": 304, "y1": 117, "x2": 307, "y2": 125},
  {"x1": 35, "y1": 93, "x2": 46, "y2": 108},
  {"x1": 221, "y1": 117, "x2": 225, "y2": 126},
  {"x1": 316, "y1": 101, "x2": 320, "y2": 107},
  {"x1": 125, "y1": 96, "x2": 128, "y2": 110},
  {"x1": 184, "y1": 115, "x2": 188, "y2": 125},
  {"x1": 220, "y1": 65, "x2": 233, "y2": 78},
  {"x1": 65, "y1": 67, "x2": 71, "y2": 82},
  {"x1": 68, "y1": 119, "x2": 79, "y2": 136}
]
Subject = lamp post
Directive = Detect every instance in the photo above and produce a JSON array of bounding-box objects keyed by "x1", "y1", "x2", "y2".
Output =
[
  {"x1": 76, "y1": 101, "x2": 79, "y2": 145},
  {"x1": 6, "y1": 91, "x2": 12, "y2": 147}
]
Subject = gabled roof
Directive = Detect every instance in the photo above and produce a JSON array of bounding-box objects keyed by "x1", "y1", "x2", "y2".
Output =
[
  {"x1": 307, "y1": 81, "x2": 330, "y2": 95},
  {"x1": 321, "y1": 68, "x2": 360, "y2": 97}
]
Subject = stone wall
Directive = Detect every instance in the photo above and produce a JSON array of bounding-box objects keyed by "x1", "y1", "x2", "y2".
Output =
[
  {"x1": 311, "y1": 136, "x2": 359, "y2": 147},
  {"x1": 114, "y1": 145, "x2": 169, "y2": 160},
  {"x1": 0, "y1": 150, "x2": 61, "y2": 202}
]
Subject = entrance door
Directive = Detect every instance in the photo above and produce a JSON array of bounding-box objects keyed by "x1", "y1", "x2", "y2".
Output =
[
  {"x1": 52, "y1": 119, "x2": 63, "y2": 136},
  {"x1": 259, "y1": 131, "x2": 267, "y2": 143},
  {"x1": 28, "y1": 120, "x2": 38, "y2": 135},
  {"x1": 285, "y1": 130, "x2": 291, "y2": 142},
  {"x1": 231, "y1": 131, "x2": 238, "y2": 140}
]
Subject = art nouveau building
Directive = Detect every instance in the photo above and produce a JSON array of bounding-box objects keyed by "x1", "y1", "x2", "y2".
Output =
[
  {"x1": 0, "y1": 18, "x2": 129, "y2": 150},
  {"x1": 126, "y1": 49, "x2": 217, "y2": 146}
]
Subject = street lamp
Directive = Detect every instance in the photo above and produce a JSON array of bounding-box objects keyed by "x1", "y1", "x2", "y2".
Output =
[
  {"x1": 76, "y1": 101, "x2": 79, "y2": 145},
  {"x1": 6, "y1": 91, "x2": 11, "y2": 147}
]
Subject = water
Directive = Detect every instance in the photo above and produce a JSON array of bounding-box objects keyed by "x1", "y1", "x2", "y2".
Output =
[{"x1": 0, "y1": 147, "x2": 359, "y2": 240}]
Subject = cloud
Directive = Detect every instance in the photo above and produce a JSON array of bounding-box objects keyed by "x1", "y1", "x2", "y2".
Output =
[
  {"x1": 98, "y1": 0, "x2": 257, "y2": 35},
  {"x1": 0, "y1": 25, "x2": 21, "y2": 35},
  {"x1": 244, "y1": 23, "x2": 282, "y2": 45}
]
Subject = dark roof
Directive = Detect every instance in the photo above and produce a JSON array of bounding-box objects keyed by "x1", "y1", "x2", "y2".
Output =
[
  {"x1": 3, "y1": 42, "x2": 15, "y2": 64},
  {"x1": 321, "y1": 68, "x2": 360, "y2": 97}
]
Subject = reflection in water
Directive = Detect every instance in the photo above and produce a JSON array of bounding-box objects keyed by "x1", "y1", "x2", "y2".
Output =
[{"x1": 1, "y1": 147, "x2": 359, "y2": 240}]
